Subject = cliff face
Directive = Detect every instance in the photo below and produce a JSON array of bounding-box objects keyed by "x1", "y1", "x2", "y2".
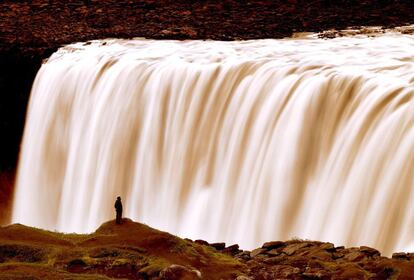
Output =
[{"x1": 1, "y1": 219, "x2": 414, "y2": 279}]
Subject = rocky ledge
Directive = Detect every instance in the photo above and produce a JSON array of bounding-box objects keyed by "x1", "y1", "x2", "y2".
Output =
[{"x1": 1, "y1": 219, "x2": 413, "y2": 279}]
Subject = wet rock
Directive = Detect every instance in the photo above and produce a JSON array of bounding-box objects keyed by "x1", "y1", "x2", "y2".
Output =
[{"x1": 159, "y1": 264, "x2": 201, "y2": 279}]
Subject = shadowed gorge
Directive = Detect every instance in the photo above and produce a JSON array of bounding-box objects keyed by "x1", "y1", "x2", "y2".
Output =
[{"x1": 12, "y1": 34, "x2": 414, "y2": 257}]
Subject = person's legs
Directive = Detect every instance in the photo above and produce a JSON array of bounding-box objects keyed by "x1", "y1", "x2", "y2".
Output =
[{"x1": 116, "y1": 211, "x2": 121, "y2": 224}]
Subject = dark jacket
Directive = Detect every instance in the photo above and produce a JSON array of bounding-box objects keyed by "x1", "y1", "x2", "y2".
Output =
[{"x1": 115, "y1": 199, "x2": 123, "y2": 212}]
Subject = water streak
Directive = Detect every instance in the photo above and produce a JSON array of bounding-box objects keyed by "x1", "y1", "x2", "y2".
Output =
[{"x1": 12, "y1": 34, "x2": 414, "y2": 255}]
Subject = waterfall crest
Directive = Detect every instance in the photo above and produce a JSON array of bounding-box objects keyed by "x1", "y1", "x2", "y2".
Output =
[{"x1": 12, "y1": 35, "x2": 414, "y2": 255}]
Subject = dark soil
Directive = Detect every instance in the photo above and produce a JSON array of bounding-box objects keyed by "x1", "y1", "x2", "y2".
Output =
[{"x1": 1, "y1": 0, "x2": 414, "y2": 222}]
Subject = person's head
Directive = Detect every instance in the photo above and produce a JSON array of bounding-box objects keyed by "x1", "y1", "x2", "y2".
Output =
[{"x1": 117, "y1": 196, "x2": 121, "y2": 200}]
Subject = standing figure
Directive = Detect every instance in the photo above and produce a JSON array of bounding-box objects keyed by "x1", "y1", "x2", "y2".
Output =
[{"x1": 114, "y1": 196, "x2": 123, "y2": 224}]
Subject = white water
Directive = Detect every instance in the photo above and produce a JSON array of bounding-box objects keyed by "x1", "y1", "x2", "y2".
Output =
[{"x1": 12, "y1": 34, "x2": 414, "y2": 255}]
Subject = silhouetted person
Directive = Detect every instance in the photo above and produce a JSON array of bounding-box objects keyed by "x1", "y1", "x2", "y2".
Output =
[{"x1": 114, "y1": 196, "x2": 123, "y2": 224}]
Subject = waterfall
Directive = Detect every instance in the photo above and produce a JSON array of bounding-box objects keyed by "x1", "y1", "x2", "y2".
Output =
[{"x1": 12, "y1": 34, "x2": 414, "y2": 256}]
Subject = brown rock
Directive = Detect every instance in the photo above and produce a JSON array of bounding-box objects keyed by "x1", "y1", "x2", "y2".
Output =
[
  {"x1": 250, "y1": 248, "x2": 267, "y2": 258},
  {"x1": 320, "y1": 243, "x2": 335, "y2": 251},
  {"x1": 263, "y1": 255, "x2": 284, "y2": 265},
  {"x1": 343, "y1": 251, "x2": 367, "y2": 262},
  {"x1": 262, "y1": 241, "x2": 285, "y2": 250},
  {"x1": 267, "y1": 249, "x2": 281, "y2": 256},
  {"x1": 359, "y1": 246, "x2": 380, "y2": 257},
  {"x1": 194, "y1": 239, "x2": 209, "y2": 246},
  {"x1": 235, "y1": 251, "x2": 251, "y2": 261},
  {"x1": 222, "y1": 244, "x2": 240, "y2": 255},
  {"x1": 282, "y1": 243, "x2": 310, "y2": 256}
]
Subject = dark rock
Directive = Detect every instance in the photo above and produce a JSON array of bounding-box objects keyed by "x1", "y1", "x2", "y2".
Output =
[
  {"x1": 222, "y1": 244, "x2": 240, "y2": 255},
  {"x1": 209, "y1": 242, "x2": 226, "y2": 250},
  {"x1": 0, "y1": 244, "x2": 46, "y2": 263},
  {"x1": 235, "y1": 251, "x2": 251, "y2": 261},
  {"x1": 392, "y1": 252, "x2": 410, "y2": 260},
  {"x1": 359, "y1": 246, "x2": 380, "y2": 257},
  {"x1": 67, "y1": 258, "x2": 87, "y2": 273}
]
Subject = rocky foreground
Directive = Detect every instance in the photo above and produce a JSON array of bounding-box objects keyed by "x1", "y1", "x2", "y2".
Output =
[{"x1": 0, "y1": 219, "x2": 413, "y2": 279}]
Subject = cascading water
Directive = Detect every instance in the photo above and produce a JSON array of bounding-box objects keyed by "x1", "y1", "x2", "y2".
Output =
[{"x1": 12, "y1": 33, "x2": 414, "y2": 256}]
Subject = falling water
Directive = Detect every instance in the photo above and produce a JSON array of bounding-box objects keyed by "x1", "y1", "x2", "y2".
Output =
[{"x1": 12, "y1": 33, "x2": 414, "y2": 255}]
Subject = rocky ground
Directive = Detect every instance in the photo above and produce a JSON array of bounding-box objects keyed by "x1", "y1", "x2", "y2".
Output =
[{"x1": 0, "y1": 219, "x2": 413, "y2": 279}]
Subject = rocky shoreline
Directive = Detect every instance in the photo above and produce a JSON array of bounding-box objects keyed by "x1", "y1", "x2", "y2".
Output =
[{"x1": 1, "y1": 219, "x2": 413, "y2": 279}]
